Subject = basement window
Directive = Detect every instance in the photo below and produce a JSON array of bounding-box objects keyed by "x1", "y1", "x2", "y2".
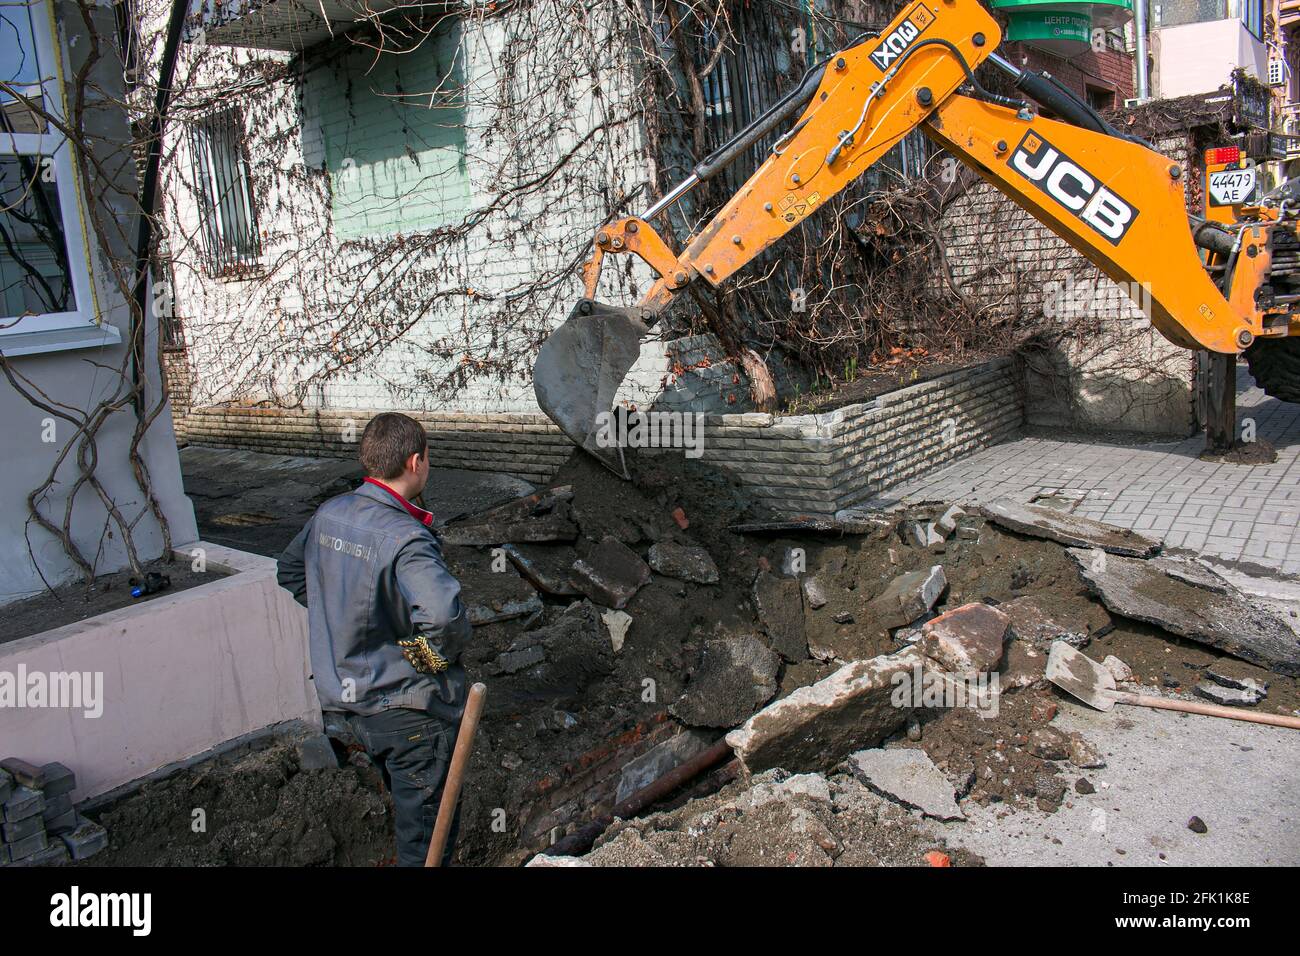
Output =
[
  {"x1": 0, "y1": 0, "x2": 111, "y2": 356},
  {"x1": 189, "y1": 108, "x2": 262, "y2": 277}
]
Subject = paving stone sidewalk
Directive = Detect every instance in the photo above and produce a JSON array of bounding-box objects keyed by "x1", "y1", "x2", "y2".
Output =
[{"x1": 875, "y1": 367, "x2": 1300, "y2": 577}]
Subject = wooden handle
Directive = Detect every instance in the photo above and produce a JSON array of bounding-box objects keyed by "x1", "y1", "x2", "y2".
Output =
[
  {"x1": 1113, "y1": 690, "x2": 1300, "y2": 729},
  {"x1": 425, "y1": 682, "x2": 488, "y2": 867}
]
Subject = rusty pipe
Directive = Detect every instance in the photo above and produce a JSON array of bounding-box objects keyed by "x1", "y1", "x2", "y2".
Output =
[{"x1": 540, "y1": 737, "x2": 735, "y2": 859}]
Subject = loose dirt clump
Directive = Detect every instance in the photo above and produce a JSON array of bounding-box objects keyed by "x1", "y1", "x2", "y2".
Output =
[
  {"x1": 900, "y1": 688, "x2": 1072, "y2": 811},
  {"x1": 80, "y1": 737, "x2": 393, "y2": 867},
  {"x1": 1198, "y1": 438, "x2": 1278, "y2": 465}
]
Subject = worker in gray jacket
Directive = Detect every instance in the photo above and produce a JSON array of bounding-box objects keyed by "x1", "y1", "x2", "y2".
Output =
[{"x1": 277, "y1": 412, "x2": 472, "y2": 866}]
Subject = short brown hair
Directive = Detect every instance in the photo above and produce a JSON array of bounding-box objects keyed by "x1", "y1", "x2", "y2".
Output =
[{"x1": 359, "y1": 413, "x2": 427, "y2": 479}]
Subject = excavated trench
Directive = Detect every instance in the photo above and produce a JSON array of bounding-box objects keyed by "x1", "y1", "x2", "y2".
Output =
[{"x1": 78, "y1": 450, "x2": 1300, "y2": 867}]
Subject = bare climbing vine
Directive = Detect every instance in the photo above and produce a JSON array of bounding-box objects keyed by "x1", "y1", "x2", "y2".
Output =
[{"x1": 1, "y1": 0, "x2": 179, "y2": 586}]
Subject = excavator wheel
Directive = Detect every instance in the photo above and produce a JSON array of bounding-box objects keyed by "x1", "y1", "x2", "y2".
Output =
[{"x1": 1244, "y1": 337, "x2": 1300, "y2": 404}]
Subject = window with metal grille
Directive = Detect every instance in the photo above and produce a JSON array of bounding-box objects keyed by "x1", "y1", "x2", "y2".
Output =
[
  {"x1": 189, "y1": 110, "x2": 261, "y2": 277},
  {"x1": 682, "y1": 3, "x2": 929, "y2": 197}
]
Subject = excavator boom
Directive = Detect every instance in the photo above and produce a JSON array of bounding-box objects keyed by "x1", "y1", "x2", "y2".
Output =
[{"x1": 533, "y1": 0, "x2": 1264, "y2": 475}]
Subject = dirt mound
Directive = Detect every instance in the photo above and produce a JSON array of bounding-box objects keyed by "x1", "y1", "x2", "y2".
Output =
[
  {"x1": 577, "y1": 767, "x2": 984, "y2": 867},
  {"x1": 80, "y1": 737, "x2": 392, "y2": 867},
  {"x1": 902, "y1": 688, "x2": 1071, "y2": 810},
  {"x1": 1198, "y1": 438, "x2": 1277, "y2": 465}
]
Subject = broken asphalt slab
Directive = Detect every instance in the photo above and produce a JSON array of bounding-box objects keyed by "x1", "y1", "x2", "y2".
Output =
[
  {"x1": 570, "y1": 536, "x2": 651, "y2": 609},
  {"x1": 980, "y1": 498, "x2": 1160, "y2": 557},
  {"x1": 501, "y1": 543, "x2": 581, "y2": 596},
  {"x1": 920, "y1": 602, "x2": 1010, "y2": 673},
  {"x1": 443, "y1": 485, "x2": 579, "y2": 545},
  {"x1": 848, "y1": 748, "x2": 965, "y2": 821},
  {"x1": 868, "y1": 565, "x2": 946, "y2": 630},
  {"x1": 730, "y1": 514, "x2": 889, "y2": 537},
  {"x1": 999, "y1": 594, "x2": 1089, "y2": 649},
  {"x1": 442, "y1": 511, "x2": 578, "y2": 546},
  {"x1": 1068, "y1": 549, "x2": 1300, "y2": 676},
  {"x1": 753, "y1": 571, "x2": 808, "y2": 661},
  {"x1": 725, "y1": 645, "x2": 925, "y2": 774},
  {"x1": 647, "y1": 542, "x2": 719, "y2": 584},
  {"x1": 445, "y1": 548, "x2": 544, "y2": 625}
]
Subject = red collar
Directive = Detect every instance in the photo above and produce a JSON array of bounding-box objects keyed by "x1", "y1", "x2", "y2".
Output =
[{"x1": 363, "y1": 477, "x2": 435, "y2": 528}]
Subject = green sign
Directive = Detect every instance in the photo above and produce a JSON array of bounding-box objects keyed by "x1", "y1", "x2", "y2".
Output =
[
  {"x1": 1005, "y1": 11, "x2": 1092, "y2": 44},
  {"x1": 990, "y1": 0, "x2": 1134, "y2": 50}
]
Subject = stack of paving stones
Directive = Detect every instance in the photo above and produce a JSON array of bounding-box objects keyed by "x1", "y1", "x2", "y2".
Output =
[{"x1": 1, "y1": 758, "x2": 108, "y2": 866}]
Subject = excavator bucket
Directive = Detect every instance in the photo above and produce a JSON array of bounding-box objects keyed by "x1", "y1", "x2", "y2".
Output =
[{"x1": 533, "y1": 299, "x2": 649, "y2": 479}]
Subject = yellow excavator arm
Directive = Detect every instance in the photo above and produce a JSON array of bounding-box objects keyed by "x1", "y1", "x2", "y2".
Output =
[{"x1": 535, "y1": 0, "x2": 1273, "y2": 476}]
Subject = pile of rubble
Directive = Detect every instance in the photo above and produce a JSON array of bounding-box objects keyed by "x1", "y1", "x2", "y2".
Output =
[
  {"x1": 40, "y1": 449, "x2": 1295, "y2": 868},
  {"x1": 531, "y1": 768, "x2": 982, "y2": 867},
  {"x1": 431, "y1": 459, "x2": 1297, "y2": 866},
  {"x1": 1, "y1": 759, "x2": 107, "y2": 866}
]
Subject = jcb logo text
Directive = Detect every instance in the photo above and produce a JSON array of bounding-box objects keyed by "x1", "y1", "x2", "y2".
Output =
[{"x1": 1009, "y1": 132, "x2": 1138, "y2": 244}]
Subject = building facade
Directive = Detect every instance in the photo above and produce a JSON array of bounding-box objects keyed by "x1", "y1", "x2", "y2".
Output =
[{"x1": 0, "y1": 0, "x2": 197, "y2": 605}]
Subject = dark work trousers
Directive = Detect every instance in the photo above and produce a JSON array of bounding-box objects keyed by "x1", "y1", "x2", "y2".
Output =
[{"x1": 345, "y1": 707, "x2": 462, "y2": 866}]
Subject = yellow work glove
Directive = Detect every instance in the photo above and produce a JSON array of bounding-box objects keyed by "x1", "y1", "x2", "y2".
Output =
[{"x1": 397, "y1": 635, "x2": 450, "y2": 675}]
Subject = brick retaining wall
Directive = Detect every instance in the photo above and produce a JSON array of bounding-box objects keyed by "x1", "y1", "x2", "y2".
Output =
[
  {"x1": 181, "y1": 404, "x2": 573, "y2": 485},
  {"x1": 176, "y1": 357, "x2": 1022, "y2": 508},
  {"x1": 698, "y1": 357, "x2": 1023, "y2": 515}
]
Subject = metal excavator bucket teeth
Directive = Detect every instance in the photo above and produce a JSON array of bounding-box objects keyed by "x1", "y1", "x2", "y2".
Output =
[{"x1": 533, "y1": 299, "x2": 650, "y2": 479}]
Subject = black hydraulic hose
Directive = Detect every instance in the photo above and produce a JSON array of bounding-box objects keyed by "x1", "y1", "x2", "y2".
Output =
[
  {"x1": 899, "y1": 38, "x2": 1024, "y2": 112},
  {"x1": 1013, "y1": 69, "x2": 1113, "y2": 135},
  {"x1": 693, "y1": 32, "x2": 881, "y2": 182},
  {"x1": 1013, "y1": 69, "x2": 1151, "y2": 147},
  {"x1": 129, "y1": 0, "x2": 188, "y2": 411},
  {"x1": 1189, "y1": 216, "x2": 1236, "y2": 258}
]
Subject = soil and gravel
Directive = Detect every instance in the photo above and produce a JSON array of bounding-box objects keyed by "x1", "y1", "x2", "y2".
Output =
[
  {"x1": 1198, "y1": 438, "x2": 1278, "y2": 465},
  {"x1": 2, "y1": 558, "x2": 229, "y2": 645},
  {"x1": 77, "y1": 446, "x2": 1300, "y2": 866},
  {"x1": 575, "y1": 767, "x2": 985, "y2": 867},
  {"x1": 80, "y1": 736, "x2": 392, "y2": 867}
]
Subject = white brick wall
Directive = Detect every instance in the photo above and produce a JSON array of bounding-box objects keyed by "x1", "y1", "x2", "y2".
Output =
[
  {"x1": 699, "y1": 358, "x2": 1023, "y2": 514},
  {"x1": 164, "y1": 3, "x2": 654, "y2": 418},
  {"x1": 937, "y1": 131, "x2": 1200, "y2": 436}
]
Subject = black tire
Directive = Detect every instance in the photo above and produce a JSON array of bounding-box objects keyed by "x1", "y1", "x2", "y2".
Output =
[{"x1": 1244, "y1": 337, "x2": 1300, "y2": 403}]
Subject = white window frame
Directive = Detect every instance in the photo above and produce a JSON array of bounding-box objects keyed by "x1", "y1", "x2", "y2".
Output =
[{"x1": 0, "y1": 0, "x2": 114, "y2": 355}]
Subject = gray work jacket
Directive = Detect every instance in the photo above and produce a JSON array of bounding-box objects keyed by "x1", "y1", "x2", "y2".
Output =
[{"x1": 277, "y1": 481, "x2": 471, "y2": 719}]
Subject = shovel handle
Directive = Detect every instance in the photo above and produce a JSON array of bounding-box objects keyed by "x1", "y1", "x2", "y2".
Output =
[
  {"x1": 1112, "y1": 690, "x2": 1300, "y2": 729},
  {"x1": 425, "y1": 682, "x2": 488, "y2": 867}
]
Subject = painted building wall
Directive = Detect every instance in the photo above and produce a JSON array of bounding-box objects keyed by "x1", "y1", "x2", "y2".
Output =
[
  {"x1": 1153, "y1": 19, "x2": 1268, "y2": 96},
  {"x1": 165, "y1": 3, "x2": 652, "y2": 420},
  {"x1": 299, "y1": 25, "x2": 471, "y2": 239},
  {"x1": 0, "y1": 1, "x2": 198, "y2": 607}
]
